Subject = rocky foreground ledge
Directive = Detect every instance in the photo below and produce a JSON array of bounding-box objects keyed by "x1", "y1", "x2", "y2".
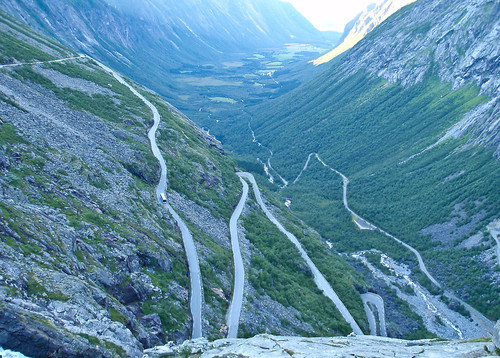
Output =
[{"x1": 143, "y1": 333, "x2": 500, "y2": 358}]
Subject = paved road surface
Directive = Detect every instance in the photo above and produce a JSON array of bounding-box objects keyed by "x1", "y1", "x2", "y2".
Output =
[
  {"x1": 294, "y1": 153, "x2": 494, "y2": 334},
  {"x1": 315, "y1": 154, "x2": 440, "y2": 287},
  {"x1": 292, "y1": 153, "x2": 314, "y2": 184},
  {"x1": 362, "y1": 298, "x2": 377, "y2": 336},
  {"x1": 238, "y1": 172, "x2": 363, "y2": 335},
  {"x1": 0, "y1": 55, "x2": 85, "y2": 69},
  {"x1": 226, "y1": 177, "x2": 249, "y2": 338},
  {"x1": 361, "y1": 293, "x2": 387, "y2": 336},
  {"x1": 96, "y1": 61, "x2": 204, "y2": 338}
]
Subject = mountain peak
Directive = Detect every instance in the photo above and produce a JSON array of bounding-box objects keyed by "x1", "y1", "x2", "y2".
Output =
[{"x1": 313, "y1": 0, "x2": 416, "y2": 65}]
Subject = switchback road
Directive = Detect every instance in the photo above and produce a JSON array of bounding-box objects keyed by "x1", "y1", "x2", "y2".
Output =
[
  {"x1": 294, "y1": 153, "x2": 494, "y2": 334},
  {"x1": 226, "y1": 177, "x2": 249, "y2": 338},
  {"x1": 238, "y1": 172, "x2": 363, "y2": 335},
  {"x1": 361, "y1": 293, "x2": 387, "y2": 336}
]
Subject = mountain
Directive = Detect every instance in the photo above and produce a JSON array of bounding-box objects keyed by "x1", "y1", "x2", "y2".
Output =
[
  {"x1": 0, "y1": 11, "x2": 239, "y2": 355},
  {"x1": 0, "y1": 0, "x2": 339, "y2": 125},
  {"x1": 221, "y1": 0, "x2": 499, "y2": 328},
  {"x1": 313, "y1": 0, "x2": 417, "y2": 65},
  {"x1": 0, "y1": 10, "x2": 394, "y2": 357},
  {"x1": 1, "y1": 1, "x2": 499, "y2": 356},
  {"x1": 1, "y1": 0, "x2": 327, "y2": 62}
]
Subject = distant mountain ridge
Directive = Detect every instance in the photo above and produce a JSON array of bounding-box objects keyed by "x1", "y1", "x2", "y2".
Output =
[
  {"x1": 0, "y1": 0, "x2": 334, "y2": 91},
  {"x1": 0, "y1": 0, "x2": 339, "y2": 126},
  {"x1": 313, "y1": 0, "x2": 416, "y2": 65},
  {"x1": 1, "y1": 0, "x2": 327, "y2": 60}
]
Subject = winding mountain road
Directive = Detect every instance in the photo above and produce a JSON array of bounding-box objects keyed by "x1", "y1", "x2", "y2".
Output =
[
  {"x1": 361, "y1": 293, "x2": 387, "y2": 336},
  {"x1": 315, "y1": 155, "x2": 378, "y2": 231},
  {"x1": 362, "y1": 297, "x2": 377, "y2": 336},
  {"x1": 226, "y1": 177, "x2": 249, "y2": 338},
  {"x1": 313, "y1": 153, "x2": 441, "y2": 287},
  {"x1": 295, "y1": 153, "x2": 494, "y2": 334},
  {"x1": 96, "y1": 61, "x2": 204, "y2": 339},
  {"x1": 249, "y1": 122, "x2": 288, "y2": 188},
  {"x1": 293, "y1": 153, "x2": 314, "y2": 185},
  {"x1": 0, "y1": 55, "x2": 85, "y2": 69},
  {"x1": 237, "y1": 172, "x2": 363, "y2": 335}
]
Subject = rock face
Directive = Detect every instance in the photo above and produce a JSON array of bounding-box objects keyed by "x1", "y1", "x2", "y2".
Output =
[
  {"x1": 332, "y1": 0, "x2": 500, "y2": 154},
  {"x1": 0, "y1": 309, "x2": 112, "y2": 358},
  {"x1": 0, "y1": 51, "x2": 185, "y2": 355},
  {"x1": 326, "y1": 0, "x2": 500, "y2": 154},
  {"x1": 342, "y1": 0, "x2": 500, "y2": 96},
  {"x1": 144, "y1": 334, "x2": 498, "y2": 358},
  {"x1": 493, "y1": 320, "x2": 500, "y2": 349}
]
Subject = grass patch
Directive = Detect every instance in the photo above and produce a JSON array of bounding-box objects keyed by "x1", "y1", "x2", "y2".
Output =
[
  {"x1": 0, "y1": 30, "x2": 54, "y2": 63},
  {"x1": 142, "y1": 298, "x2": 187, "y2": 334},
  {"x1": 0, "y1": 123, "x2": 28, "y2": 145},
  {"x1": 209, "y1": 96, "x2": 237, "y2": 104},
  {"x1": 109, "y1": 307, "x2": 128, "y2": 325},
  {"x1": 13, "y1": 64, "x2": 149, "y2": 126},
  {"x1": 27, "y1": 277, "x2": 70, "y2": 301},
  {"x1": 244, "y1": 208, "x2": 352, "y2": 336}
]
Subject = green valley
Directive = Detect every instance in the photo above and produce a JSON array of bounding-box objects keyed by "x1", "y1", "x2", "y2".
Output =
[{"x1": 217, "y1": 0, "x2": 499, "y2": 328}]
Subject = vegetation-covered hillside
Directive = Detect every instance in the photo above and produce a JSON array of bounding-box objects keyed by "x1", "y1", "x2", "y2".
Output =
[{"x1": 221, "y1": 0, "x2": 500, "y2": 322}]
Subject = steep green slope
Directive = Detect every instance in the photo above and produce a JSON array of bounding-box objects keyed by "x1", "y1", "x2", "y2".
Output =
[
  {"x1": 223, "y1": 0, "x2": 499, "y2": 322},
  {"x1": 238, "y1": 191, "x2": 368, "y2": 337},
  {"x1": 0, "y1": 11, "x2": 373, "y2": 357}
]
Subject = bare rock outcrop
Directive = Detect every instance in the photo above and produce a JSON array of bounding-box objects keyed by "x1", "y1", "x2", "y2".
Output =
[{"x1": 144, "y1": 334, "x2": 499, "y2": 358}]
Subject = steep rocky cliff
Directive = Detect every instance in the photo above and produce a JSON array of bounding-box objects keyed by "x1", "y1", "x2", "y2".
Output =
[
  {"x1": 334, "y1": 0, "x2": 500, "y2": 152},
  {"x1": 0, "y1": 11, "x2": 240, "y2": 355}
]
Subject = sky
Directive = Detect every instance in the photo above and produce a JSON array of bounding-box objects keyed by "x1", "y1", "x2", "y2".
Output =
[{"x1": 281, "y1": 0, "x2": 376, "y2": 32}]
